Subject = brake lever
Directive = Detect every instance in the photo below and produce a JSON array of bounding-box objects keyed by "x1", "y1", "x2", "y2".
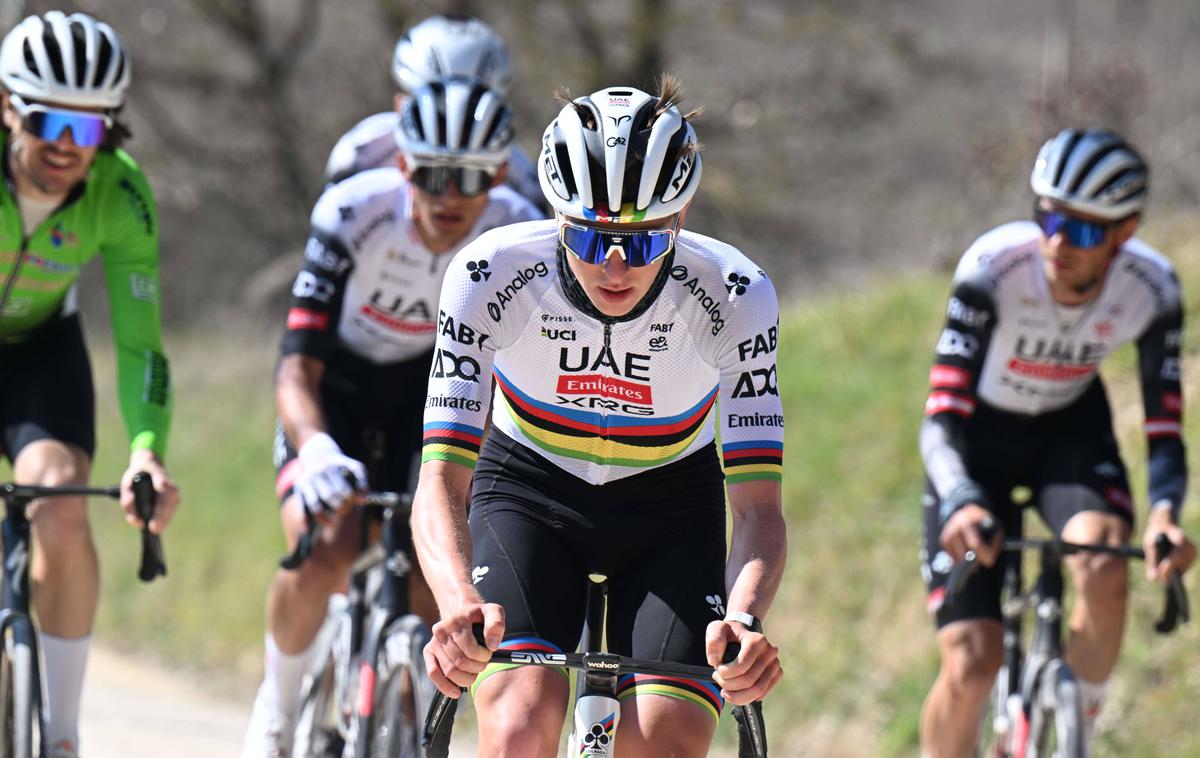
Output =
[
  {"x1": 131, "y1": 472, "x2": 167, "y2": 582},
  {"x1": 1153, "y1": 534, "x2": 1189, "y2": 634},
  {"x1": 279, "y1": 508, "x2": 320, "y2": 570}
]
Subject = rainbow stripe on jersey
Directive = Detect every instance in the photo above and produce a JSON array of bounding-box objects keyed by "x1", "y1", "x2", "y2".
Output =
[
  {"x1": 722, "y1": 440, "x2": 784, "y2": 483},
  {"x1": 421, "y1": 421, "x2": 483, "y2": 467},
  {"x1": 495, "y1": 367, "x2": 717, "y2": 468}
]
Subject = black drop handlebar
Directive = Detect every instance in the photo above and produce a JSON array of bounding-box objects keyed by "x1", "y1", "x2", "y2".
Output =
[
  {"x1": 278, "y1": 491, "x2": 411, "y2": 571},
  {"x1": 0, "y1": 471, "x2": 167, "y2": 583},
  {"x1": 422, "y1": 624, "x2": 765, "y2": 758},
  {"x1": 944, "y1": 520, "x2": 1189, "y2": 634}
]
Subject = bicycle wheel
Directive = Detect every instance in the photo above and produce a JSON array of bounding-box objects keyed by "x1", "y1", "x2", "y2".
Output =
[
  {"x1": 368, "y1": 615, "x2": 434, "y2": 758},
  {"x1": 292, "y1": 633, "x2": 345, "y2": 758},
  {"x1": 0, "y1": 619, "x2": 40, "y2": 758},
  {"x1": 1026, "y1": 660, "x2": 1084, "y2": 758}
]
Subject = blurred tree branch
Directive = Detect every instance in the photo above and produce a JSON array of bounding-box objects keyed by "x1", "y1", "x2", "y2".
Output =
[{"x1": 173, "y1": 0, "x2": 324, "y2": 214}]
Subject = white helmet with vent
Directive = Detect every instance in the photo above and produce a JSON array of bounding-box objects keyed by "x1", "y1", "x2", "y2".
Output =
[
  {"x1": 1030, "y1": 128, "x2": 1148, "y2": 220},
  {"x1": 391, "y1": 15, "x2": 511, "y2": 95},
  {"x1": 394, "y1": 78, "x2": 514, "y2": 168},
  {"x1": 0, "y1": 11, "x2": 130, "y2": 109},
  {"x1": 538, "y1": 85, "x2": 702, "y2": 223}
]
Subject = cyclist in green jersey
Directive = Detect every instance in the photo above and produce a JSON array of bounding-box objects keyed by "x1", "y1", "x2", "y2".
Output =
[{"x1": 0, "y1": 12, "x2": 180, "y2": 757}]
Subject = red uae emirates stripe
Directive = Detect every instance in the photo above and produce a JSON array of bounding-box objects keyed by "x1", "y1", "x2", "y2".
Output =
[{"x1": 555, "y1": 374, "x2": 653, "y2": 404}]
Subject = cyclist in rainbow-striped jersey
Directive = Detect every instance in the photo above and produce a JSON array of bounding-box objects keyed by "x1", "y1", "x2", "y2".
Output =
[{"x1": 413, "y1": 78, "x2": 786, "y2": 757}]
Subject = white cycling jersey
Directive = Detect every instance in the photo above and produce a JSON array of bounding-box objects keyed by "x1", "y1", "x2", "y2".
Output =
[
  {"x1": 323, "y1": 111, "x2": 544, "y2": 211},
  {"x1": 421, "y1": 220, "x2": 784, "y2": 485},
  {"x1": 922, "y1": 220, "x2": 1187, "y2": 514},
  {"x1": 281, "y1": 167, "x2": 541, "y2": 365},
  {"x1": 948, "y1": 221, "x2": 1181, "y2": 415}
]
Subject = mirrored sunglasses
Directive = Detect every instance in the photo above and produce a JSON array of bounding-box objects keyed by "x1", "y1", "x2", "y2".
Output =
[
  {"x1": 1033, "y1": 204, "x2": 1112, "y2": 249},
  {"x1": 409, "y1": 164, "x2": 496, "y2": 198},
  {"x1": 9, "y1": 94, "x2": 112, "y2": 148},
  {"x1": 558, "y1": 221, "x2": 677, "y2": 267}
]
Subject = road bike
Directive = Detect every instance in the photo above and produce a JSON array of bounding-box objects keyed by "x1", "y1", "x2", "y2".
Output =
[
  {"x1": 422, "y1": 573, "x2": 769, "y2": 758},
  {"x1": 285, "y1": 489, "x2": 434, "y2": 758},
  {"x1": 0, "y1": 473, "x2": 165, "y2": 757},
  {"x1": 945, "y1": 515, "x2": 1188, "y2": 758}
]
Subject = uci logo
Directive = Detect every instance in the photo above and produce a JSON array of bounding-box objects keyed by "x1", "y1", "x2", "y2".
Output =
[{"x1": 430, "y1": 349, "x2": 481, "y2": 383}]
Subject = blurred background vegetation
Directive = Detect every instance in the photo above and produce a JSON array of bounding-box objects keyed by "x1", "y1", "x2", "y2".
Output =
[{"x1": 3, "y1": 0, "x2": 1200, "y2": 754}]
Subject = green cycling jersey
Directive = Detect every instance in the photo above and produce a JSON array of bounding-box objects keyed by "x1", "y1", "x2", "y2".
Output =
[{"x1": 0, "y1": 134, "x2": 171, "y2": 457}]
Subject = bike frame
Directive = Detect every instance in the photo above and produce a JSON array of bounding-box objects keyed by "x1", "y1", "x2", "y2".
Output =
[
  {"x1": 282, "y1": 486, "x2": 418, "y2": 757},
  {"x1": 948, "y1": 511, "x2": 1188, "y2": 758}
]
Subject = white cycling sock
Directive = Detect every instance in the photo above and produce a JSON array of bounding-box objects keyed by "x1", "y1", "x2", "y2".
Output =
[
  {"x1": 40, "y1": 633, "x2": 91, "y2": 752},
  {"x1": 1078, "y1": 677, "x2": 1108, "y2": 751},
  {"x1": 261, "y1": 633, "x2": 313, "y2": 721}
]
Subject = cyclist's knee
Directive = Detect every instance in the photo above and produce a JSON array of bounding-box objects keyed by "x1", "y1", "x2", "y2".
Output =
[
  {"x1": 476, "y1": 670, "x2": 567, "y2": 753},
  {"x1": 617, "y1": 695, "x2": 715, "y2": 757},
  {"x1": 1070, "y1": 551, "x2": 1129, "y2": 603},
  {"x1": 290, "y1": 542, "x2": 356, "y2": 595},
  {"x1": 29, "y1": 500, "x2": 91, "y2": 556},
  {"x1": 12, "y1": 439, "x2": 89, "y2": 486},
  {"x1": 937, "y1": 623, "x2": 1002, "y2": 702}
]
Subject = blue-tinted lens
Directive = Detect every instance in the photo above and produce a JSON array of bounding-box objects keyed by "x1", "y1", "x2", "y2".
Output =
[
  {"x1": 25, "y1": 109, "x2": 107, "y2": 147},
  {"x1": 1035, "y1": 208, "x2": 1108, "y2": 248},
  {"x1": 560, "y1": 224, "x2": 674, "y2": 267}
]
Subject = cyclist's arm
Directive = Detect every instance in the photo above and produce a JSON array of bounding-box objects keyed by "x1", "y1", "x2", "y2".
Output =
[
  {"x1": 919, "y1": 275, "x2": 997, "y2": 522},
  {"x1": 100, "y1": 163, "x2": 171, "y2": 458},
  {"x1": 724, "y1": 479, "x2": 786, "y2": 621},
  {"x1": 411, "y1": 459, "x2": 482, "y2": 613},
  {"x1": 1135, "y1": 303, "x2": 1187, "y2": 522},
  {"x1": 276, "y1": 213, "x2": 356, "y2": 448},
  {"x1": 713, "y1": 268, "x2": 787, "y2": 613}
]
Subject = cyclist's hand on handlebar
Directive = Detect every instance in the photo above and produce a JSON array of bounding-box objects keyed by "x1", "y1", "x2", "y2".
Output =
[
  {"x1": 121, "y1": 449, "x2": 179, "y2": 535},
  {"x1": 1143, "y1": 512, "x2": 1196, "y2": 584},
  {"x1": 705, "y1": 619, "x2": 782, "y2": 706},
  {"x1": 296, "y1": 432, "x2": 367, "y2": 519},
  {"x1": 423, "y1": 601, "x2": 504, "y2": 698},
  {"x1": 940, "y1": 505, "x2": 1001, "y2": 566}
]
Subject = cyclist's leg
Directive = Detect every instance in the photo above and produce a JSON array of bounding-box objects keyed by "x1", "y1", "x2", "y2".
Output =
[
  {"x1": 1036, "y1": 392, "x2": 1134, "y2": 745},
  {"x1": 919, "y1": 478, "x2": 1009, "y2": 758},
  {"x1": 467, "y1": 435, "x2": 589, "y2": 756},
  {"x1": 243, "y1": 420, "x2": 371, "y2": 756},
  {"x1": 3, "y1": 315, "x2": 98, "y2": 756},
  {"x1": 605, "y1": 527, "x2": 725, "y2": 757},
  {"x1": 467, "y1": 500, "x2": 581, "y2": 756}
]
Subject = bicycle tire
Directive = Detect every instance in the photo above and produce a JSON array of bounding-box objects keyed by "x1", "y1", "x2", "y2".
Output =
[
  {"x1": 367, "y1": 615, "x2": 434, "y2": 758},
  {"x1": 292, "y1": 639, "x2": 344, "y2": 758},
  {"x1": 1026, "y1": 660, "x2": 1084, "y2": 758},
  {"x1": 0, "y1": 622, "x2": 39, "y2": 758}
]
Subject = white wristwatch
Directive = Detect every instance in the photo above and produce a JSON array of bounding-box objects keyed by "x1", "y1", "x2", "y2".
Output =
[{"x1": 726, "y1": 611, "x2": 762, "y2": 633}]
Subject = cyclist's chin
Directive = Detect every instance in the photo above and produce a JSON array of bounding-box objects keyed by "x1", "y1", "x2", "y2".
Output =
[{"x1": 586, "y1": 283, "x2": 645, "y2": 317}]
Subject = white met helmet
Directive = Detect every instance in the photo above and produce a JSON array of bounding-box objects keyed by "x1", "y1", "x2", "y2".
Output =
[
  {"x1": 1030, "y1": 128, "x2": 1148, "y2": 220},
  {"x1": 0, "y1": 11, "x2": 130, "y2": 109},
  {"x1": 391, "y1": 15, "x2": 511, "y2": 95},
  {"x1": 394, "y1": 78, "x2": 514, "y2": 168},
  {"x1": 538, "y1": 85, "x2": 702, "y2": 223}
]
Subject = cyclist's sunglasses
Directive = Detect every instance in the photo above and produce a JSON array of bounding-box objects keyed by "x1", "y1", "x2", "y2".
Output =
[
  {"x1": 1033, "y1": 203, "x2": 1112, "y2": 249},
  {"x1": 9, "y1": 94, "x2": 112, "y2": 148},
  {"x1": 558, "y1": 220, "x2": 677, "y2": 267},
  {"x1": 409, "y1": 164, "x2": 496, "y2": 198}
]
